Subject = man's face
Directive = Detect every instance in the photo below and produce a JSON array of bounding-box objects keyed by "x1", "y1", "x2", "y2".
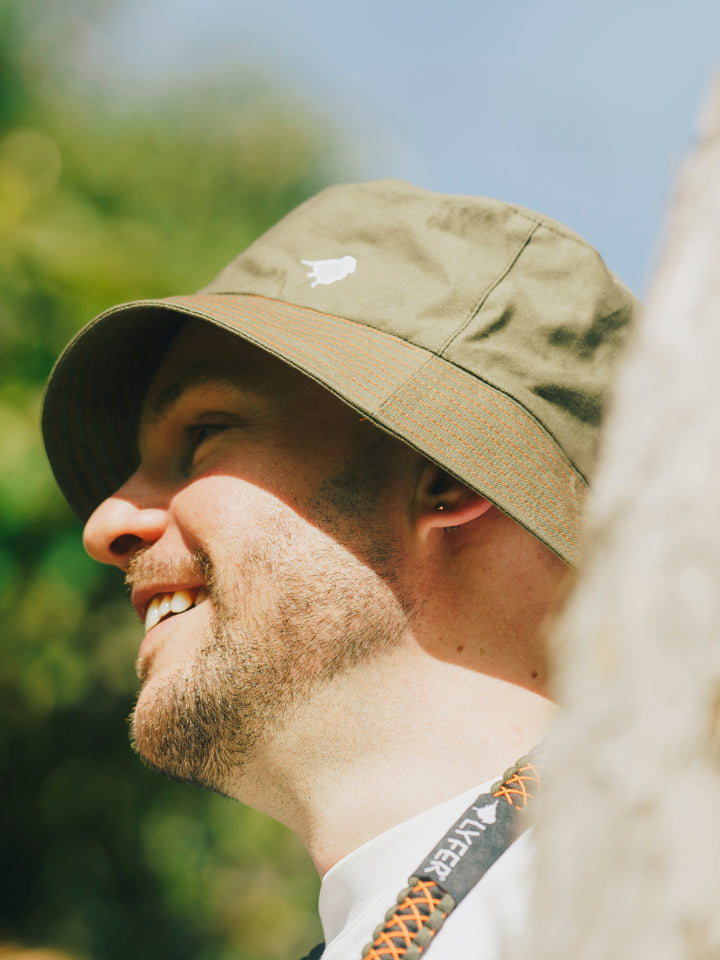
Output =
[{"x1": 82, "y1": 319, "x2": 415, "y2": 796}]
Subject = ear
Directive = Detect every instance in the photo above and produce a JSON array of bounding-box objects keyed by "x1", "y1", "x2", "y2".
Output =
[{"x1": 415, "y1": 465, "x2": 493, "y2": 538}]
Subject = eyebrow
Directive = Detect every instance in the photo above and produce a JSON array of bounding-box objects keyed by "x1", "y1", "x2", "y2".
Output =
[{"x1": 146, "y1": 368, "x2": 246, "y2": 424}]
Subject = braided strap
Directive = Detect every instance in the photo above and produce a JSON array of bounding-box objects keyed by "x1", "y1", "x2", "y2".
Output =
[
  {"x1": 361, "y1": 878, "x2": 455, "y2": 960},
  {"x1": 360, "y1": 746, "x2": 543, "y2": 960},
  {"x1": 490, "y1": 746, "x2": 542, "y2": 809}
]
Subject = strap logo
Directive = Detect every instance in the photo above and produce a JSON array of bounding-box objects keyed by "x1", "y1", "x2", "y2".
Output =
[
  {"x1": 301, "y1": 255, "x2": 357, "y2": 287},
  {"x1": 421, "y1": 800, "x2": 499, "y2": 882}
]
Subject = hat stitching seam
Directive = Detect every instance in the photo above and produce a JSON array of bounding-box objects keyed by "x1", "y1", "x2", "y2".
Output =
[
  {"x1": 54, "y1": 292, "x2": 581, "y2": 551},
  {"x1": 419, "y1": 359, "x2": 586, "y2": 487},
  {"x1": 214, "y1": 303, "x2": 573, "y2": 504},
  {"x1": 404, "y1": 370, "x2": 584, "y2": 507},
  {"x1": 175, "y1": 294, "x2": 416, "y2": 373},
  {"x1": 208, "y1": 306, "x2": 413, "y2": 410},
  {"x1": 384, "y1": 391, "x2": 579, "y2": 522},
  {"x1": 162, "y1": 299, "x2": 409, "y2": 406},
  {"x1": 380, "y1": 400, "x2": 580, "y2": 544},
  {"x1": 233, "y1": 295, "x2": 418, "y2": 365},
  {"x1": 184, "y1": 293, "x2": 426, "y2": 354},
  {"x1": 503, "y1": 206, "x2": 600, "y2": 251},
  {"x1": 75, "y1": 330, "x2": 578, "y2": 541},
  {"x1": 57, "y1": 305, "x2": 578, "y2": 546},
  {"x1": 165, "y1": 291, "x2": 583, "y2": 484},
  {"x1": 231, "y1": 294, "x2": 579, "y2": 474},
  {"x1": 232, "y1": 296, "x2": 584, "y2": 497},
  {"x1": 189, "y1": 295, "x2": 436, "y2": 370},
  {"x1": 435, "y1": 221, "x2": 540, "y2": 358},
  {"x1": 384, "y1": 372, "x2": 580, "y2": 510},
  {"x1": 166, "y1": 294, "x2": 585, "y2": 501},
  {"x1": 389, "y1": 425, "x2": 579, "y2": 541}
]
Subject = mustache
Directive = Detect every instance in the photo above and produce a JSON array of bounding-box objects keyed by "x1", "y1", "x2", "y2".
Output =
[{"x1": 125, "y1": 548, "x2": 215, "y2": 592}]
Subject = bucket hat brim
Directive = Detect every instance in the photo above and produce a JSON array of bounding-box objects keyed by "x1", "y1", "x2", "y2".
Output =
[{"x1": 42, "y1": 291, "x2": 587, "y2": 565}]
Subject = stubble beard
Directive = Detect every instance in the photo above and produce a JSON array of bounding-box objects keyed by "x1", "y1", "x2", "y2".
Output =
[{"x1": 129, "y1": 514, "x2": 412, "y2": 796}]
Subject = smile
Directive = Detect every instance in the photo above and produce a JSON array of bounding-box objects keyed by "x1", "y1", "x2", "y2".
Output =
[{"x1": 144, "y1": 588, "x2": 207, "y2": 633}]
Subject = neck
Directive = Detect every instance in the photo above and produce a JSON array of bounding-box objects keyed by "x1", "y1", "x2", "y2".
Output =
[{"x1": 228, "y1": 643, "x2": 555, "y2": 876}]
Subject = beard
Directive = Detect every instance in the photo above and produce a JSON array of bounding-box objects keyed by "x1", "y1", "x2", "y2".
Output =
[{"x1": 129, "y1": 473, "x2": 412, "y2": 795}]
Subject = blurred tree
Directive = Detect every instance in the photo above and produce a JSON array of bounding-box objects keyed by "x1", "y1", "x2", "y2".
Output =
[{"x1": 0, "y1": 1, "x2": 334, "y2": 957}]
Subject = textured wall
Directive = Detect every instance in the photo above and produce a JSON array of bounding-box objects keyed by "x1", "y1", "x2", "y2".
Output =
[{"x1": 523, "y1": 77, "x2": 720, "y2": 960}]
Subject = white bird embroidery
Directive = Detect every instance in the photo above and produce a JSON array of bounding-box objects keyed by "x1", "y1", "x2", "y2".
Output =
[{"x1": 301, "y1": 255, "x2": 357, "y2": 287}]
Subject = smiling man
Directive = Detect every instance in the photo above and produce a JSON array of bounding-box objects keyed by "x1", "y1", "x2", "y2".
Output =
[{"x1": 42, "y1": 179, "x2": 638, "y2": 959}]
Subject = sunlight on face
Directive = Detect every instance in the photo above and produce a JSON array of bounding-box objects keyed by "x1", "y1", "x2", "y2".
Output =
[{"x1": 126, "y1": 320, "x2": 414, "y2": 793}]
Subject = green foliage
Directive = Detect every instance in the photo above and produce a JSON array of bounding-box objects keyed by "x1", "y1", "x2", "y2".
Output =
[{"x1": 1, "y1": 3, "x2": 331, "y2": 956}]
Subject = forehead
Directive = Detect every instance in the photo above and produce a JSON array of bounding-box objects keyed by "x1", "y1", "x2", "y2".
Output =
[{"x1": 142, "y1": 318, "x2": 360, "y2": 430}]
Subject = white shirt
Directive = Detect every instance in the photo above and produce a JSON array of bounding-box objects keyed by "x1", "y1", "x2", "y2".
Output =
[{"x1": 319, "y1": 780, "x2": 532, "y2": 959}]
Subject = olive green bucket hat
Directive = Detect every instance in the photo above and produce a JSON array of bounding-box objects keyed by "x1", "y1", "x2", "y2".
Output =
[{"x1": 42, "y1": 179, "x2": 639, "y2": 566}]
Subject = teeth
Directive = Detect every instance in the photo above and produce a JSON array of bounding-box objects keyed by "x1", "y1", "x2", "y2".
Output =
[
  {"x1": 144, "y1": 588, "x2": 205, "y2": 633},
  {"x1": 170, "y1": 590, "x2": 193, "y2": 614},
  {"x1": 144, "y1": 596, "x2": 162, "y2": 632}
]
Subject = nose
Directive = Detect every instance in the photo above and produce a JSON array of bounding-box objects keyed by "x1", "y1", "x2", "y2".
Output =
[{"x1": 83, "y1": 482, "x2": 169, "y2": 569}]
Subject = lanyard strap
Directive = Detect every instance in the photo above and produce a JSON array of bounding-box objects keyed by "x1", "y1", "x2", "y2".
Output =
[{"x1": 359, "y1": 746, "x2": 542, "y2": 960}]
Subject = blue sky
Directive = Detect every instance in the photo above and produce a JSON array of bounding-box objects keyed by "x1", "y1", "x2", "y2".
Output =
[{"x1": 83, "y1": 0, "x2": 719, "y2": 295}]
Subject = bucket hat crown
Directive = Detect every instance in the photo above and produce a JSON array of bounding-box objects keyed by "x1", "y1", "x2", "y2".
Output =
[{"x1": 42, "y1": 178, "x2": 639, "y2": 565}]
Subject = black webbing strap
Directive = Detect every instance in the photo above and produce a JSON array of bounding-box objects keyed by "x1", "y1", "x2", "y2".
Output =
[
  {"x1": 359, "y1": 746, "x2": 542, "y2": 960},
  {"x1": 298, "y1": 944, "x2": 325, "y2": 960}
]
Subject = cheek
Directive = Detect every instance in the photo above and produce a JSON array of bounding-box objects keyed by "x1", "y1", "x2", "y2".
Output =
[{"x1": 171, "y1": 473, "x2": 304, "y2": 547}]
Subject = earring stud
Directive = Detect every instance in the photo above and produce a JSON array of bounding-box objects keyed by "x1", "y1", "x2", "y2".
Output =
[{"x1": 435, "y1": 503, "x2": 457, "y2": 531}]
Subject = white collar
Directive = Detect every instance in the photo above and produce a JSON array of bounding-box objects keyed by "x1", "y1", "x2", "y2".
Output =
[{"x1": 318, "y1": 779, "x2": 496, "y2": 950}]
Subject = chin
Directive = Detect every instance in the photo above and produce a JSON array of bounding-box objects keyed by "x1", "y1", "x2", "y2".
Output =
[
  {"x1": 128, "y1": 654, "x2": 261, "y2": 796},
  {"x1": 129, "y1": 673, "x2": 216, "y2": 790}
]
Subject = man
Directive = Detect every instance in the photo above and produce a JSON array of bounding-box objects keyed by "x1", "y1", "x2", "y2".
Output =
[{"x1": 42, "y1": 179, "x2": 638, "y2": 958}]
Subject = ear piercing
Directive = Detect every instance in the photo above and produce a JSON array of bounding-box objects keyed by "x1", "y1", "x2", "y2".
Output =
[{"x1": 435, "y1": 503, "x2": 458, "y2": 532}]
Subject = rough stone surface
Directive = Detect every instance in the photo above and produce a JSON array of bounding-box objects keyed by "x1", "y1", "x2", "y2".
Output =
[{"x1": 521, "y1": 76, "x2": 720, "y2": 960}]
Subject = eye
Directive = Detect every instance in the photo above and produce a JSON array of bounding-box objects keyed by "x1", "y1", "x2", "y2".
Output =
[
  {"x1": 180, "y1": 422, "x2": 230, "y2": 473},
  {"x1": 185, "y1": 423, "x2": 227, "y2": 449}
]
